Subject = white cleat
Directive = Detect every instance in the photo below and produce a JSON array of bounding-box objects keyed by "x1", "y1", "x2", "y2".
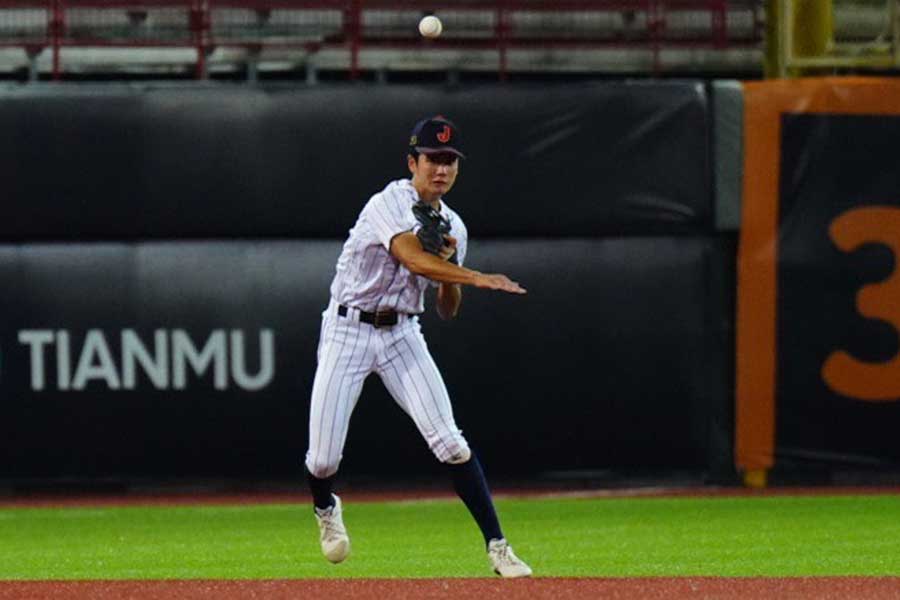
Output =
[
  {"x1": 487, "y1": 538, "x2": 532, "y2": 578},
  {"x1": 315, "y1": 494, "x2": 350, "y2": 563}
]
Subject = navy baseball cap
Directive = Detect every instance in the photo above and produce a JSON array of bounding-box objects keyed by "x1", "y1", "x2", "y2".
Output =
[{"x1": 409, "y1": 115, "x2": 465, "y2": 159}]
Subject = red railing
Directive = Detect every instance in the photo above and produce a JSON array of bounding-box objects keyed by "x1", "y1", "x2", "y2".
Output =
[{"x1": 0, "y1": 0, "x2": 764, "y2": 80}]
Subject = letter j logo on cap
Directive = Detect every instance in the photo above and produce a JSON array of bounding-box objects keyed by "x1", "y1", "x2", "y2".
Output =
[{"x1": 436, "y1": 125, "x2": 451, "y2": 143}]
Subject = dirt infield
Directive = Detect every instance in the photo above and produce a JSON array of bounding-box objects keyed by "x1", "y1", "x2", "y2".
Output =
[{"x1": 2, "y1": 578, "x2": 899, "y2": 600}]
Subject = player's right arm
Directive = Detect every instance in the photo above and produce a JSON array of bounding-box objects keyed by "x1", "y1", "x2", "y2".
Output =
[{"x1": 390, "y1": 232, "x2": 526, "y2": 295}]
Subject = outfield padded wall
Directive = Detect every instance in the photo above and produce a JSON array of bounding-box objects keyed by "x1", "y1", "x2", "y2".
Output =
[
  {"x1": 0, "y1": 238, "x2": 728, "y2": 479},
  {"x1": 0, "y1": 83, "x2": 729, "y2": 481},
  {"x1": 736, "y1": 78, "x2": 900, "y2": 479},
  {"x1": 0, "y1": 83, "x2": 711, "y2": 240}
]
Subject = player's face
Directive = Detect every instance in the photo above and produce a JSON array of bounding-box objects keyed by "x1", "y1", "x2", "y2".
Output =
[{"x1": 409, "y1": 152, "x2": 459, "y2": 201}]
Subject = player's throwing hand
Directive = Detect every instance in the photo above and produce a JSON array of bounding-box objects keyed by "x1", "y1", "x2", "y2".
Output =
[{"x1": 473, "y1": 272, "x2": 526, "y2": 294}]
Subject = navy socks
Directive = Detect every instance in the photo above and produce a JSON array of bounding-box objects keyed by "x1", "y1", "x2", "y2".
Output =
[
  {"x1": 307, "y1": 456, "x2": 503, "y2": 546},
  {"x1": 448, "y1": 453, "x2": 503, "y2": 546},
  {"x1": 305, "y1": 467, "x2": 336, "y2": 511}
]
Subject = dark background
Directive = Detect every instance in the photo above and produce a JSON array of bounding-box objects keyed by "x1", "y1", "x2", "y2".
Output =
[
  {"x1": 777, "y1": 114, "x2": 900, "y2": 471},
  {"x1": 0, "y1": 83, "x2": 712, "y2": 239},
  {"x1": 1, "y1": 82, "x2": 733, "y2": 486}
]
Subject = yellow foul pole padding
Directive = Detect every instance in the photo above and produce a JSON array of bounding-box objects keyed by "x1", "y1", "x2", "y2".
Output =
[
  {"x1": 765, "y1": 0, "x2": 833, "y2": 78},
  {"x1": 792, "y1": 0, "x2": 833, "y2": 58}
]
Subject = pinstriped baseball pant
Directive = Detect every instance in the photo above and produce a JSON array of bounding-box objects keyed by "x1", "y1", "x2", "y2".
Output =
[{"x1": 305, "y1": 299, "x2": 471, "y2": 479}]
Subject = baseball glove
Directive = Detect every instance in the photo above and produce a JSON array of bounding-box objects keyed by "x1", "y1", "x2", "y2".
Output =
[{"x1": 412, "y1": 201, "x2": 457, "y2": 264}]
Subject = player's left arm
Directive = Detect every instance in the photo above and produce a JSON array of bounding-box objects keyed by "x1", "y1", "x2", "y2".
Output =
[
  {"x1": 435, "y1": 234, "x2": 462, "y2": 319},
  {"x1": 436, "y1": 282, "x2": 462, "y2": 320}
]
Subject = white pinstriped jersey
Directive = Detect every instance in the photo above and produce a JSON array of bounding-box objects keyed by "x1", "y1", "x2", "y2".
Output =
[
  {"x1": 329, "y1": 178, "x2": 468, "y2": 314},
  {"x1": 305, "y1": 177, "x2": 472, "y2": 479}
]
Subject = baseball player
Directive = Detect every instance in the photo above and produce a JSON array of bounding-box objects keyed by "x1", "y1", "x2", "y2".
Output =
[{"x1": 304, "y1": 116, "x2": 532, "y2": 577}]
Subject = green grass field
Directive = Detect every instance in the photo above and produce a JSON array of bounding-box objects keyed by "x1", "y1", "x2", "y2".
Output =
[{"x1": 2, "y1": 494, "x2": 899, "y2": 579}]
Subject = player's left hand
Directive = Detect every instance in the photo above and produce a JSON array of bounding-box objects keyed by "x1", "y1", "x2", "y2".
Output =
[{"x1": 439, "y1": 235, "x2": 458, "y2": 263}]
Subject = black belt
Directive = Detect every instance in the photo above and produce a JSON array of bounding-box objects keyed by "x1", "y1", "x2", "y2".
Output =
[{"x1": 338, "y1": 304, "x2": 399, "y2": 328}]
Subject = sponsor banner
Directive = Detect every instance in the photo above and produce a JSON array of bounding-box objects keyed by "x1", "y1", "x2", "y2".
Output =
[
  {"x1": 0, "y1": 238, "x2": 727, "y2": 479},
  {"x1": 15, "y1": 328, "x2": 275, "y2": 392},
  {"x1": 0, "y1": 241, "x2": 336, "y2": 479}
]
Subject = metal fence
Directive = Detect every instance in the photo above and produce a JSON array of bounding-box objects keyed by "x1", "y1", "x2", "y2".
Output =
[{"x1": 0, "y1": 1, "x2": 765, "y2": 79}]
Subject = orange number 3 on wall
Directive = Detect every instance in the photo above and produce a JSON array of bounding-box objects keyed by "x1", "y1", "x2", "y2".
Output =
[{"x1": 822, "y1": 206, "x2": 900, "y2": 402}]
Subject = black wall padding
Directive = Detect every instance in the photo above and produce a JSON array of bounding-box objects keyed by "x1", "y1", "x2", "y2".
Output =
[
  {"x1": 0, "y1": 238, "x2": 727, "y2": 479},
  {"x1": 0, "y1": 83, "x2": 712, "y2": 240},
  {"x1": 776, "y1": 114, "x2": 900, "y2": 469}
]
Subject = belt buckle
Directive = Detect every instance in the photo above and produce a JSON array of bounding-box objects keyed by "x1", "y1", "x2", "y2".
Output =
[{"x1": 373, "y1": 311, "x2": 394, "y2": 329}]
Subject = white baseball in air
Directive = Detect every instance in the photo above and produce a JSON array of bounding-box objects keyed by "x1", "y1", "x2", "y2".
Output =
[{"x1": 418, "y1": 15, "x2": 443, "y2": 38}]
